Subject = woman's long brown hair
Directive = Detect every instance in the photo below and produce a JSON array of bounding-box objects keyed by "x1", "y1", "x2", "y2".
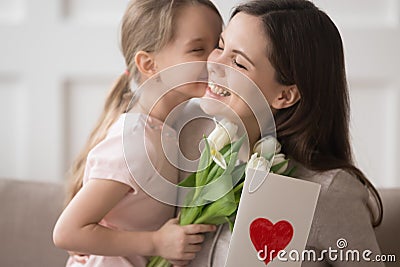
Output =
[{"x1": 233, "y1": 0, "x2": 383, "y2": 227}]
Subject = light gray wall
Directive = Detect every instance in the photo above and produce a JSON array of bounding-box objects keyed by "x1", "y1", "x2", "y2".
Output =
[{"x1": 0, "y1": 0, "x2": 398, "y2": 187}]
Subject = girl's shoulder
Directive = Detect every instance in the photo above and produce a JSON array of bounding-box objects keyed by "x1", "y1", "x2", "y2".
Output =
[
  {"x1": 88, "y1": 113, "x2": 145, "y2": 156},
  {"x1": 94, "y1": 112, "x2": 177, "y2": 149},
  {"x1": 85, "y1": 113, "x2": 176, "y2": 189}
]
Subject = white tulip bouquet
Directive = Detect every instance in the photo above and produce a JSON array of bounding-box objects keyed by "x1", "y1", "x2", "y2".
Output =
[{"x1": 147, "y1": 119, "x2": 295, "y2": 267}]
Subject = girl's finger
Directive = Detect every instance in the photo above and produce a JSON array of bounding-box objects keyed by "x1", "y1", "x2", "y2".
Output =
[
  {"x1": 180, "y1": 252, "x2": 196, "y2": 261},
  {"x1": 183, "y1": 224, "x2": 216, "y2": 234},
  {"x1": 186, "y1": 234, "x2": 205, "y2": 244},
  {"x1": 73, "y1": 254, "x2": 89, "y2": 264},
  {"x1": 184, "y1": 244, "x2": 202, "y2": 253},
  {"x1": 170, "y1": 260, "x2": 190, "y2": 266}
]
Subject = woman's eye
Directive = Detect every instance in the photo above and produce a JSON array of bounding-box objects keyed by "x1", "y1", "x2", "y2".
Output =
[{"x1": 233, "y1": 59, "x2": 247, "y2": 70}]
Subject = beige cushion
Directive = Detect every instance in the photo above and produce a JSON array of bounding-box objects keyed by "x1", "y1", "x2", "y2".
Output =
[
  {"x1": 0, "y1": 178, "x2": 398, "y2": 267},
  {"x1": 0, "y1": 178, "x2": 68, "y2": 267}
]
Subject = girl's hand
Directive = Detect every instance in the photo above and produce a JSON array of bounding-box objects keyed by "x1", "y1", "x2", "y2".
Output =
[{"x1": 152, "y1": 218, "x2": 216, "y2": 265}]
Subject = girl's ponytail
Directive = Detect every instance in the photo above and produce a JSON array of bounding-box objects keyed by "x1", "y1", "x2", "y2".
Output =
[{"x1": 65, "y1": 73, "x2": 132, "y2": 205}]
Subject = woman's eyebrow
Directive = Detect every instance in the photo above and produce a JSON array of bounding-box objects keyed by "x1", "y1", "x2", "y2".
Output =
[{"x1": 221, "y1": 36, "x2": 255, "y2": 67}]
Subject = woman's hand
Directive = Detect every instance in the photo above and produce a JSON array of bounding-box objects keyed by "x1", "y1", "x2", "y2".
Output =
[{"x1": 152, "y1": 218, "x2": 216, "y2": 266}]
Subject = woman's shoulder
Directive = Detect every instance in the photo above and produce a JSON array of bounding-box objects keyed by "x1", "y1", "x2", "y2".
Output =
[
  {"x1": 301, "y1": 168, "x2": 371, "y2": 224},
  {"x1": 301, "y1": 168, "x2": 382, "y2": 258},
  {"x1": 299, "y1": 167, "x2": 369, "y2": 201}
]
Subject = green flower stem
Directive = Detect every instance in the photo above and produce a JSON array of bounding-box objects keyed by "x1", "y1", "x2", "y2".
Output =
[
  {"x1": 178, "y1": 172, "x2": 196, "y2": 187},
  {"x1": 233, "y1": 180, "x2": 244, "y2": 194},
  {"x1": 206, "y1": 153, "x2": 232, "y2": 184},
  {"x1": 195, "y1": 137, "x2": 212, "y2": 187},
  {"x1": 147, "y1": 256, "x2": 170, "y2": 267},
  {"x1": 146, "y1": 136, "x2": 249, "y2": 267},
  {"x1": 179, "y1": 205, "x2": 202, "y2": 226},
  {"x1": 282, "y1": 165, "x2": 297, "y2": 177}
]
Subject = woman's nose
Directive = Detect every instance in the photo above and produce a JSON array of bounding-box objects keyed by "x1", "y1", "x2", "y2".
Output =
[
  {"x1": 207, "y1": 61, "x2": 226, "y2": 79},
  {"x1": 207, "y1": 49, "x2": 227, "y2": 79}
]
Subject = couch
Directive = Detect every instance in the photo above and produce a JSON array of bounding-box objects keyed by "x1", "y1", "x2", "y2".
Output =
[{"x1": 0, "y1": 178, "x2": 399, "y2": 267}]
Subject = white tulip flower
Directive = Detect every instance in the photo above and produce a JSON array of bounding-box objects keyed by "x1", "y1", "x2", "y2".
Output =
[
  {"x1": 246, "y1": 153, "x2": 270, "y2": 172},
  {"x1": 208, "y1": 118, "x2": 238, "y2": 151},
  {"x1": 253, "y1": 136, "x2": 281, "y2": 160},
  {"x1": 207, "y1": 118, "x2": 238, "y2": 169}
]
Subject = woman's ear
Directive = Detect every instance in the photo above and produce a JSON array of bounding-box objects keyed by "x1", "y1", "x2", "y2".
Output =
[
  {"x1": 271, "y1": 85, "x2": 301, "y2": 109},
  {"x1": 135, "y1": 51, "x2": 156, "y2": 80}
]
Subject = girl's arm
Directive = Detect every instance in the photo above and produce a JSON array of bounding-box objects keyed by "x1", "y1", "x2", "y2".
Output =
[{"x1": 53, "y1": 178, "x2": 216, "y2": 262}]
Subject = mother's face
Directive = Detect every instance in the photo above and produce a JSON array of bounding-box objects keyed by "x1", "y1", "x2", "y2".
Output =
[{"x1": 202, "y1": 12, "x2": 299, "y2": 121}]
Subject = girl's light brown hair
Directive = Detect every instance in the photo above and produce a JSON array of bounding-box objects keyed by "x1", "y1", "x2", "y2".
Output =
[{"x1": 66, "y1": 0, "x2": 222, "y2": 205}]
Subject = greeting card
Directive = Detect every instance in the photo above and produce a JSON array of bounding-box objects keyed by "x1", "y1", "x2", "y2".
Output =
[{"x1": 225, "y1": 170, "x2": 321, "y2": 266}]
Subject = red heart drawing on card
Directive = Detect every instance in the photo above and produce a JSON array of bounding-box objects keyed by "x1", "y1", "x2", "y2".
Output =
[{"x1": 249, "y1": 218, "x2": 294, "y2": 265}]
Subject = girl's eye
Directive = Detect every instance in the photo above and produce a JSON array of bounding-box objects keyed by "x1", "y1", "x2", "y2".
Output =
[
  {"x1": 191, "y1": 48, "x2": 204, "y2": 53},
  {"x1": 233, "y1": 59, "x2": 247, "y2": 70}
]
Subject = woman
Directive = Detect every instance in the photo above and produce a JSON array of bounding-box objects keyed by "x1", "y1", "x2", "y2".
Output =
[{"x1": 182, "y1": 0, "x2": 384, "y2": 266}]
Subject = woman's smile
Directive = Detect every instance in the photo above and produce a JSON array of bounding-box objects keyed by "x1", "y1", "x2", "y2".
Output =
[{"x1": 205, "y1": 81, "x2": 232, "y2": 98}]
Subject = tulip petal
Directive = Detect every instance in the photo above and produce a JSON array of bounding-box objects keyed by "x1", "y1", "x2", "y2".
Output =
[
  {"x1": 253, "y1": 135, "x2": 281, "y2": 160},
  {"x1": 212, "y1": 150, "x2": 227, "y2": 169},
  {"x1": 246, "y1": 153, "x2": 270, "y2": 172}
]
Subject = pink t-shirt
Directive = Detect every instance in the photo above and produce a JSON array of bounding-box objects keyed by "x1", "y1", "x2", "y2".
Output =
[{"x1": 66, "y1": 113, "x2": 178, "y2": 267}]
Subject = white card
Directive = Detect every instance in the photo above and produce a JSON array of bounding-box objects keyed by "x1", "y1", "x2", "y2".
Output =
[{"x1": 225, "y1": 170, "x2": 321, "y2": 267}]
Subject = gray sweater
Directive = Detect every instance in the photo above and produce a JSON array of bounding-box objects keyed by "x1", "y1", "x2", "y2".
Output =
[{"x1": 188, "y1": 167, "x2": 384, "y2": 267}]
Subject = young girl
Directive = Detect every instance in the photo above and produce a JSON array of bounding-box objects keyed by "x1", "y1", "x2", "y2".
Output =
[
  {"x1": 53, "y1": 1, "x2": 222, "y2": 266},
  {"x1": 181, "y1": 0, "x2": 384, "y2": 266}
]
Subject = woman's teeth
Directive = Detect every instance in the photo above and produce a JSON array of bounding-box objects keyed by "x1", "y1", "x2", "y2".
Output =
[{"x1": 209, "y1": 83, "x2": 231, "y2": 97}]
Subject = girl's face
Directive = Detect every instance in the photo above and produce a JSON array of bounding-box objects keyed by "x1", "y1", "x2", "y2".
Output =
[
  {"x1": 152, "y1": 4, "x2": 222, "y2": 99},
  {"x1": 202, "y1": 13, "x2": 284, "y2": 121}
]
